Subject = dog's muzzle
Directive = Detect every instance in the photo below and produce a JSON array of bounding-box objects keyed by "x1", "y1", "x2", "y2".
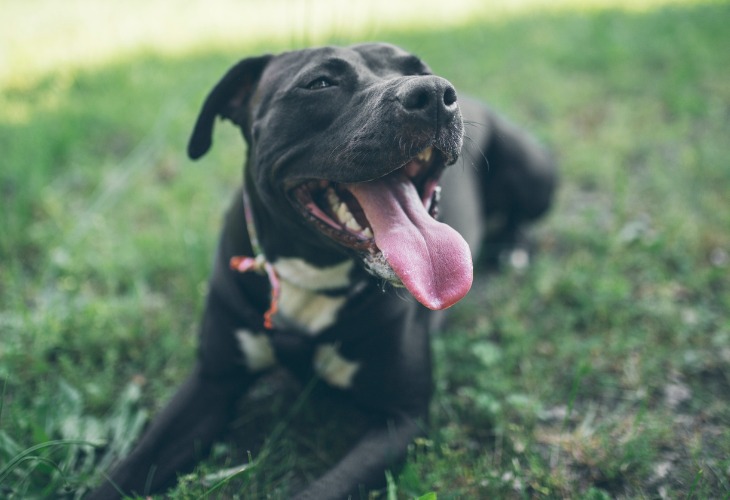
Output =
[{"x1": 290, "y1": 144, "x2": 473, "y2": 311}]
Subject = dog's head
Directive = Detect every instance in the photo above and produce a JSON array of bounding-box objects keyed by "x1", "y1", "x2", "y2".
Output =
[{"x1": 188, "y1": 43, "x2": 472, "y2": 310}]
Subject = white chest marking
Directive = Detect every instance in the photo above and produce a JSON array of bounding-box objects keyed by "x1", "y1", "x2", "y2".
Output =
[
  {"x1": 273, "y1": 258, "x2": 353, "y2": 335},
  {"x1": 274, "y1": 257, "x2": 352, "y2": 289},
  {"x1": 235, "y1": 329, "x2": 276, "y2": 372},
  {"x1": 313, "y1": 344, "x2": 360, "y2": 389}
]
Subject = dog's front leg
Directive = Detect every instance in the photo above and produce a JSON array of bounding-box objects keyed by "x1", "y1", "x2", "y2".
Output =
[
  {"x1": 88, "y1": 364, "x2": 253, "y2": 499},
  {"x1": 293, "y1": 305, "x2": 433, "y2": 500},
  {"x1": 294, "y1": 410, "x2": 425, "y2": 500}
]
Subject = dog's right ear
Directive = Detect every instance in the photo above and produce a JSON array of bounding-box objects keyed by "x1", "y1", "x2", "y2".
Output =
[{"x1": 187, "y1": 54, "x2": 273, "y2": 160}]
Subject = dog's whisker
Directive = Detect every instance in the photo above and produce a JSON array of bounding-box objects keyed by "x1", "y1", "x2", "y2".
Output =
[
  {"x1": 463, "y1": 119, "x2": 489, "y2": 130},
  {"x1": 393, "y1": 286, "x2": 415, "y2": 304},
  {"x1": 464, "y1": 134, "x2": 490, "y2": 171}
]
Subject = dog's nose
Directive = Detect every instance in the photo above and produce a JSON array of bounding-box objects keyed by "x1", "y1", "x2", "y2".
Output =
[{"x1": 396, "y1": 76, "x2": 459, "y2": 125}]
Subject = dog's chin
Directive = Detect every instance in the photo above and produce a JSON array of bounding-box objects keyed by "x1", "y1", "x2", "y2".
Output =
[
  {"x1": 361, "y1": 252, "x2": 404, "y2": 287},
  {"x1": 288, "y1": 144, "x2": 443, "y2": 287}
]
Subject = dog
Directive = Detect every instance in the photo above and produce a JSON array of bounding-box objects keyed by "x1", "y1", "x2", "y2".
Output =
[{"x1": 89, "y1": 42, "x2": 556, "y2": 499}]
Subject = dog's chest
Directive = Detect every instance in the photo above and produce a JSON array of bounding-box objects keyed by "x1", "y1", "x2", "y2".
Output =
[
  {"x1": 234, "y1": 257, "x2": 362, "y2": 388},
  {"x1": 273, "y1": 257, "x2": 352, "y2": 334}
]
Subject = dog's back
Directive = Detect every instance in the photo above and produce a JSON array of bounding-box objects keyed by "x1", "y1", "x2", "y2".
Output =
[{"x1": 441, "y1": 96, "x2": 556, "y2": 262}]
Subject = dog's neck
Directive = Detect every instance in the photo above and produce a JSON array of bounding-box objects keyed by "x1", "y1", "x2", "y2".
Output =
[
  {"x1": 241, "y1": 178, "x2": 373, "y2": 333},
  {"x1": 243, "y1": 176, "x2": 352, "y2": 269}
]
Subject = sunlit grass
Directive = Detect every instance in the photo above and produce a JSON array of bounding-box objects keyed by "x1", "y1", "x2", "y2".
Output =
[{"x1": 1, "y1": 0, "x2": 716, "y2": 86}]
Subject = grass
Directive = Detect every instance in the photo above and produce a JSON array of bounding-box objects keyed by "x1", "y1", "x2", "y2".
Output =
[{"x1": 2, "y1": 0, "x2": 730, "y2": 498}]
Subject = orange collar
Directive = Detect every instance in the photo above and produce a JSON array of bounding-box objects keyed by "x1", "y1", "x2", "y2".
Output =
[{"x1": 229, "y1": 188, "x2": 280, "y2": 330}]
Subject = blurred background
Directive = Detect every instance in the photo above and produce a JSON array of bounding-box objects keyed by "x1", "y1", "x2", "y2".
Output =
[{"x1": 1, "y1": 0, "x2": 729, "y2": 498}]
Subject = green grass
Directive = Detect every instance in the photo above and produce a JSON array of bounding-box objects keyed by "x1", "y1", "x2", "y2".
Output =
[{"x1": 2, "y1": 0, "x2": 730, "y2": 498}]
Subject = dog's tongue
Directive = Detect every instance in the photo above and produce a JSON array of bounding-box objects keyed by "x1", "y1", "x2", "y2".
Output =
[{"x1": 348, "y1": 173, "x2": 473, "y2": 310}]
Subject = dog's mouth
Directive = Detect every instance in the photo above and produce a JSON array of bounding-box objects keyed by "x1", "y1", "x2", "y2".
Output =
[
  {"x1": 292, "y1": 146, "x2": 442, "y2": 250},
  {"x1": 290, "y1": 145, "x2": 473, "y2": 310}
]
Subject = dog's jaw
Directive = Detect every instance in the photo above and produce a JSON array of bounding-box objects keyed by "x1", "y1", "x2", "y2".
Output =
[
  {"x1": 361, "y1": 251, "x2": 400, "y2": 283},
  {"x1": 291, "y1": 146, "x2": 440, "y2": 241},
  {"x1": 289, "y1": 145, "x2": 473, "y2": 310}
]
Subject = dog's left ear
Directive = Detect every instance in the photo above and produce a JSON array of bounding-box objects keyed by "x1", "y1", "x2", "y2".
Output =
[{"x1": 188, "y1": 54, "x2": 273, "y2": 160}]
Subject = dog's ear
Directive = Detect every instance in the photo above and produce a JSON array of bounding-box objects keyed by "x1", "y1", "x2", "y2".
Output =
[{"x1": 187, "y1": 54, "x2": 273, "y2": 160}]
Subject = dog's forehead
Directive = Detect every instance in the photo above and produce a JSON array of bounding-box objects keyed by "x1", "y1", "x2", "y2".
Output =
[
  {"x1": 350, "y1": 43, "x2": 429, "y2": 72},
  {"x1": 261, "y1": 44, "x2": 429, "y2": 87}
]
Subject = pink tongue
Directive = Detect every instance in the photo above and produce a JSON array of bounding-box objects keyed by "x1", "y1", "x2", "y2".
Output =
[{"x1": 348, "y1": 174, "x2": 473, "y2": 310}]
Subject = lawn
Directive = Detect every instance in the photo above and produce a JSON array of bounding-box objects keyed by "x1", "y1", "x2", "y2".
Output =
[{"x1": 1, "y1": 0, "x2": 729, "y2": 498}]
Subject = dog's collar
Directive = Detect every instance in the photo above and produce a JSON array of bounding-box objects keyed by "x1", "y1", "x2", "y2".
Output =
[
  {"x1": 229, "y1": 186, "x2": 366, "y2": 329},
  {"x1": 230, "y1": 187, "x2": 280, "y2": 330}
]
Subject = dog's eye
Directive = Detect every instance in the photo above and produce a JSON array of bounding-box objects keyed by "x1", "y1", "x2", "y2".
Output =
[{"x1": 306, "y1": 77, "x2": 335, "y2": 90}]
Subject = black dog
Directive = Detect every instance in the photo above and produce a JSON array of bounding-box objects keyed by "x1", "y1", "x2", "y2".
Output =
[{"x1": 90, "y1": 43, "x2": 555, "y2": 499}]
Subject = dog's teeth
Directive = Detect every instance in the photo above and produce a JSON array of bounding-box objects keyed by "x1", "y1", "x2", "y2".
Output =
[
  {"x1": 417, "y1": 146, "x2": 433, "y2": 163},
  {"x1": 328, "y1": 193, "x2": 366, "y2": 234},
  {"x1": 336, "y1": 202, "x2": 366, "y2": 233},
  {"x1": 336, "y1": 203, "x2": 350, "y2": 222},
  {"x1": 345, "y1": 218, "x2": 363, "y2": 232},
  {"x1": 362, "y1": 227, "x2": 373, "y2": 238},
  {"x1": 326, "y1": 187, "x2": 340, "y2": 208}
]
